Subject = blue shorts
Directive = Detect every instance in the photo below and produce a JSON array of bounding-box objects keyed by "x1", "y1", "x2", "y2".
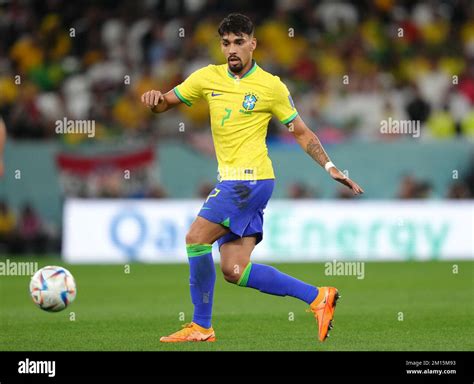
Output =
[{"x1": 197, "y1": 179, "x2": 275, "y2": 248}]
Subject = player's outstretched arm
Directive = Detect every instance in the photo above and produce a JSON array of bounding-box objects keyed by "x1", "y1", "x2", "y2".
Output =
[
  {"x1": 141, "y1": 89, "x2": 181, "y2": 113},
  {"x1": 287, "y1": 115, "x2": 364, "y2": 195}
]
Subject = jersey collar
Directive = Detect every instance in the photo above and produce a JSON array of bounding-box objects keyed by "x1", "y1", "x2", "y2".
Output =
[{"x1": 227, "y1": 60, "x2": 258, "y2": 80}]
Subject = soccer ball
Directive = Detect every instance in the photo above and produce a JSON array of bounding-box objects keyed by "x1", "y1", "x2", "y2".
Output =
[{"x1": 29, "y1": 266, "x2": 77, "y2": 312}]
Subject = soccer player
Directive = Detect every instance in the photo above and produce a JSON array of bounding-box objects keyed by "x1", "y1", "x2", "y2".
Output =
[{"x1": 141, "y1": 13, "x2": 364, "y2": 343}]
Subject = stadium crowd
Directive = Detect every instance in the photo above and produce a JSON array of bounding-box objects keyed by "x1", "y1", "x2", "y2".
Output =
[
  {"x1": 0, "y1": 200, "x2": 59, "y2": 254},
  {"x1": 0, "y1": 0, "x2": 472, "y2": 213},
  {"x1": 0, "y1": 0, "x2": 473, "y2": 144}
]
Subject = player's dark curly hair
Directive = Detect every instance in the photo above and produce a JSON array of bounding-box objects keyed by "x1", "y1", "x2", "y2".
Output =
[{"x1": 218, "y1": 13, "x2": 254, "y2": 37}]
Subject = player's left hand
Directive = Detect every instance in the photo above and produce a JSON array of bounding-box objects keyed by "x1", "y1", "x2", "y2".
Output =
[{"x1": 328, "y1": 167, "x2": 364, "y2": 195}]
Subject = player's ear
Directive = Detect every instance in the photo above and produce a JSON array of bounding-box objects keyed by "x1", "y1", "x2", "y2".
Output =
[{"x1": 251, "y1": 36, "x2": 257, "y2": 52}]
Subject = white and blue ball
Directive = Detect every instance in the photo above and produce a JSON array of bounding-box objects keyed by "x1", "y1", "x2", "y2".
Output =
[{"x1": 29, "y1": 266, "x2": 77, "y2": 312}]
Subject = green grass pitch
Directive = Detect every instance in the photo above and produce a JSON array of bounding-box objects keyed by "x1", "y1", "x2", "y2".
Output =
[{"x1": 0, "y1": 257, "x2": 472, "y2": 351}]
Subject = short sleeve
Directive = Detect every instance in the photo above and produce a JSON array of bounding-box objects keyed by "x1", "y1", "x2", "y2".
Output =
[
  {"x1": 271, "y1": 77, "x2": 298, "y2": 124},
  {"x1": 173, "y1": 67, "x2": 206, "y2": 107}
]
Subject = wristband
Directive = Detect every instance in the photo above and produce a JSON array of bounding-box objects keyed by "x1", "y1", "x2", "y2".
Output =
[{"x1": 324, "y1": 161, "x2": 335, "y2": 172}]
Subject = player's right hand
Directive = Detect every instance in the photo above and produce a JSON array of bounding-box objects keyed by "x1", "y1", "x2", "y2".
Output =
[
  {"x1": 141, "y1": 90, "x2": 164, "y2": 107},
  {"x1": 328, "y1": 167, "x2": 364, "y2": 195}
]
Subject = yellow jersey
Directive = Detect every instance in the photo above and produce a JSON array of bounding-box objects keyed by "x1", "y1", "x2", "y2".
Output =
[{"x1": 173, "y1": 61, "x2": 298, "y2": 180}]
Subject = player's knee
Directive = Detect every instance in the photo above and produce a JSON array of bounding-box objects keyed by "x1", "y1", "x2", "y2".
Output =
[
  {"x1": 185, "y1": 231, "x2": 200, "y2": 245},
  {"x1": 221, "y1": 263, "x2": 248, "y2": 284},
  {"x1": 221, "y1": 265, "x2": 240, "y2": 284}
]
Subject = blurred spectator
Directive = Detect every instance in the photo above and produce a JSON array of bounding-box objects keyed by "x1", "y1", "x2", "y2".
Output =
[
  {"x1": 17, "y1": 203, "x2": 48, "y2": 253},
  {"x1": 426, "y1": 104, "x2": 457, "y2": 138},
  {"x1": 97, "y1": 170, "x2": 123, "y2": 198},
  {"x1": 197, "y1": 182, "x2": 215, "y2": 199},
  {"x1": 336, "y1": 186, "x2": 356, "y2": 199},
  {"x1": 113, "y1": 89, "x2": 149, "y2": 132},
  {"x1": 413, "y1": 180, "x2": 433, "y2": 199},
  {"x1": 462, "y1": 157, "x2": 474, "y2": 196},
  {"x1": 0, "y1": 201, "x2": 16, "y2": 253},
  {"x1": 397, "y1": 175, "x2": 436, "y2": 199},
  {"x1": 414, "y1": 59, "x2": 450, "y2": 110},
  {"x1": 460, "y1": 110, "x2": 474, "y2": 137},
  {"x1": 405, "y1": 85, "x2": 431, "y2": 125},
  {"x1": 446, "y1": 181, "x2": 471, "y2": 199},
  {"x1": 147, "y1": 184, "x2": 167, "y2": 198},
  {"x1": 396, "y1": 174, "x2": 419, "y2": 199},
  {"x1": 0, "y1": 116, "x2": 5, "y2": 176},
  {"x1": 458, "y1": 65, "x2": 474, "y2": 105},
  {"x1": 287, "y1": 182, "x2": 317, "y2": 199}
]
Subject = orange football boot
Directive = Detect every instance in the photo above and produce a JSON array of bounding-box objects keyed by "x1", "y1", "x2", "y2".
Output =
[
  {"x1": 160, "y1": 322, "x2": 216, "y2": 343},
  {"x1": 309, "y1": 287, "x2": 340, "y2": 342}
]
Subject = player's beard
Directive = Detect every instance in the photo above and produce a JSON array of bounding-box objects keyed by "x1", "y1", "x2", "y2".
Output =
[{"x1": 228, "y1": 56, "x2": 244, "y2": 74}]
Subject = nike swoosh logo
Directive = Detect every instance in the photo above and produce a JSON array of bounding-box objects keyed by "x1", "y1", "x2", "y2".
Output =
[{"x1": 211, "y1": 92, "x2": 222, "y2": 97}]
